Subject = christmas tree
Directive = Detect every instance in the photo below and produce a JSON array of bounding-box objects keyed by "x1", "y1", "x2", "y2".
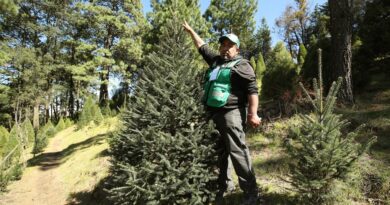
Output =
[
  {"x1": 55, "y1": 117, "x2": 66, "y2": 132},
  {"x1": 78, "y1": 96, "x2": 104, "y2": 129},
  {"x1": 286, "y1": 49, "x2": 376, "y2": 204},
  {"x1": 108, "y1": 19, "x2": 218, "y2": 204}
]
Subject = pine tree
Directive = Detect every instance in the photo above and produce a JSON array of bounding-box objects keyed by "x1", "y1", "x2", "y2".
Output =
[
  {"x1": 297, "y1": 43, "x2": 307, "y2": 74},
  {"x1": 44, "y1": 121, "x2": 56, "y2": 138},
  {"x1": 255, "y1": 53, "x2": 266, "y2": 91},
  {"x1": 0, "y1": 0, "x2": 19, "y2": 15},
  {"x1": 55, "y1": 117, "x2": 66, "y2": 132},
  {"x1": 262, "y1": 42, "x2": 297, "y2": 99},
  {"x1": 285, "y1": 49, "x2": 376, "y2": 204},
  {"x1": 0, "y1": 85, "x2": 11, "y2": 128},
  {"x1": 21, "y1": 119, "x2": 34, "y2": 146},
  {"x1": 148, "y1": 0, "x2": 209, "y2": 45},
  {"x1": 2, "y1": 125, "x2": 20, "y2": 157},
  {"x1": 250, "y1": 57, "x2": 256, "y2": 71},
  {"x1": 101, "y1": 103, "x2": 112, "y2": 117},
  {"x1": 146, "y1": 0, "x2": 209, "y2": 69},
  {"x1": 32, "y1": 131, "x2": 47, "y2": 155},
  {"x1": 253, "y1": 18, "x2": 272, "y2": 61},
  {"x1": 91, "y1": 102, "x2": 104, "y2": 125},
  {"x1": 0, "y1": 126, "x2": 10, "y2": 153},
  {"x1": 78, "y1": 96, "x2": 103, "y2": 128},
  {"x1": 73, "y1": 0, "x2": 149, "y2": 106},
  {"x1": 108, "y1": 18, "x2": 218, "y2": 204},
  {"x1": 32, "y1": 121, "x2": 55, "y2": 154},
  {"x1": 250, "y1": 54, "x2": 266, "y2": 95},
  {"x1": 276, "y1": 0, "x2": 310, "y2": 59},
  {"x1": 0, "y1": 124, "x2": 21, "y2": 191},
  {"x1": 64, "y1": 118, "x2": 73, "y2": 128},
  {"x1": 204, "y1": 0, "x2": 257, "y2": 57}
]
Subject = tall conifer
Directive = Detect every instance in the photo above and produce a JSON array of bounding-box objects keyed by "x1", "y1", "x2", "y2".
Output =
[
  {"x1": 253, "y1": 18, "x2": 272, "y2": 61},
  {"x1": 108, "y1": 18, "x2": 218, "y2": 204},
  {"x1": 262, "y1": 42, "x2": 297, "y2": 99},
  {"x1": 0, "y1": 126, "x2": 9, "y2": 154},
  {"x1": 204, "y1": 0, "x2": 257, "y2": 57}
]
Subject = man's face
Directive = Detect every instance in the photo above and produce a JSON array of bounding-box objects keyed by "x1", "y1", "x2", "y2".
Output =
[{"x1": 219, "y1": 39, "x2": 239, "y2": 60}]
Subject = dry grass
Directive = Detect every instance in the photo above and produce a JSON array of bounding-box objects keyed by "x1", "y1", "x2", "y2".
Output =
[{"x1": 60, "y1": 118, "x2": 118, "y2": 205}]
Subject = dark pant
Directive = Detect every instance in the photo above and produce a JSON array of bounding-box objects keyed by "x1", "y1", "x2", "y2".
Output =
[{"x1": 210, "y1": 107, "x2": 258, "y2": 194}]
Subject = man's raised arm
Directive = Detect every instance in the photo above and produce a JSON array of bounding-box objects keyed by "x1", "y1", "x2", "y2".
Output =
[{"x1": 182, "y1": 21, "x2": 205, "y2": 49}]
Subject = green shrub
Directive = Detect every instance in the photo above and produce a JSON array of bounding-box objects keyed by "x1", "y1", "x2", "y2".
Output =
[
  {"x1": 0, "y1": 162, "x2": 24, "y2": 192},
  {"x1": 32, "y1": 121, "x2": 55, "y2": 154},
  {"x1": 262, "y1": 42, "x2": 298, "y2": 100},
  {"x1": 91, "y1": 103, "x2": 104, "y2": 124},
  {"x1": 2, "y1": 125, "x2": 20, "y2": 157},
  {"x1": 8, "y1": 163, "x2": 23, "y2": 181},
  {"x1": 21, "y1": 119, "x2": 34, "y2": 146},
  {"x1": 101, "y1": 103, "x2": 112, "y2": 117},
  {"x1": 44, "y1": 121, "x2": 56, "y2": 138},
  {"x1": 0, "y1": 125, "x2": 22, "y2": 192},
  {"x1": 0, "y1": 171, "x2": 10, "y2": 192},
  {"x1": 55, "y1": 117, "x2": 66, "y2": 132},
  {"x1": 0, "y1": 126, "x2": 9, "y2": 152},
  {"x1": 32, "y1": 131, "x2": 48, "y2": 155},
  {"x1": 78, "y1": 96, "x2": 104, "y2": 129},
  {"x1": 64, "y1": 118, "x2": 73, "y2": 127},
  {"x1": 285, "y1": 59, "x2": 376, "y2": 204}
]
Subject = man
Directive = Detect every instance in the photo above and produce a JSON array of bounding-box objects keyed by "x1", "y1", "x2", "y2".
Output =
[{"x1": 182, "y1": 21, "x2": 261, "y2": 205}]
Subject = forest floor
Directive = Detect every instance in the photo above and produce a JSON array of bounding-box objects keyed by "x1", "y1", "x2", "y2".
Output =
[{"x1": 0, "y1": 118, "x2": 117, "y2": 205}]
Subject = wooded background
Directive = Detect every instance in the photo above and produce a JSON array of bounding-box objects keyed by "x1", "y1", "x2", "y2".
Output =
[{"x1": 0, "y1": 0, "x2": 388, "y2": 130}]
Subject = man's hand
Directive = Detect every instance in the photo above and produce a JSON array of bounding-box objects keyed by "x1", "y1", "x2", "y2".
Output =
[
  {"x1": 182, "y1": 20, "x2": 193, "y2": 33},
  {"x1": 247, "y1": 113, "x2": 261, "y2": 128},
  {"x1": 181, "y1": 20, "x2": 205, "y2": 49},
  {"x1": 247, "y1": 94, "x2": 261, "y2": 128}
]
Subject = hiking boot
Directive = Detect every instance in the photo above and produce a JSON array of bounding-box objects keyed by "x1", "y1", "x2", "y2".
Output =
[{"x1": 241, "y1": 192, "x2": 259, "y2": 205}]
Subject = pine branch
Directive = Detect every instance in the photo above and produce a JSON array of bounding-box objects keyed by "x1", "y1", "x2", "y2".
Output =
[{"x1": 299, "y1": 82, "x2": 318, "y2": 110}]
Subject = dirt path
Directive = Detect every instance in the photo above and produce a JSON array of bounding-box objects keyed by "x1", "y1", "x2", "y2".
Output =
[{"x1": 0, "y1": 133, "x2": 70, "y2": 205}]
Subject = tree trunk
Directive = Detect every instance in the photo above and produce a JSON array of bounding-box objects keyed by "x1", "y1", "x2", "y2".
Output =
[
  {"x1": 68, "y1": 89, "x2": 74, "y2": 117},
  {"x1": 45, "y1": 95, "x2": 50, "y2": 123},
  {"x1": 14, "y1": 99, "x2": 19, "y2": 125},
  {"x1": 76, "y1": 81, "x2": 80, "y2": 114},
  {"x1": 33, "y1": 102, "x2": 39, "y2": 130},
  {"x1": 54, "y1": 97, "x2": 59, "y2": 120},
  {"x1": 99, "y1": 26, "x2": 114, "y2": 107},
  {"x1": 329, "y1": 0, "x2": 354, "y2": 104},
  {"x1": 99, "y1": 70, "x2": 109, "y2": 106}
]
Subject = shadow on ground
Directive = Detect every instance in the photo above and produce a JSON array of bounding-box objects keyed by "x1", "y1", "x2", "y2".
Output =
[
  {"x1": 261, "y1": 191, "x2": 296, "y2": 205},
  {"x1": 28, "y1": 133, "x2": 108, "y2": 171},
  {"x1": 218, "y1": 188, "x2": 295, "y2": 205},
  {"x1": 66, "y1": 174, "x2": 114, "y2": 205}
]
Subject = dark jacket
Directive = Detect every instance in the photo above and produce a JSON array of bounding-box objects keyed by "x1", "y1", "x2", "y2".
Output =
[{"x1": 199, "y1": 44, "x2": 258, "y2": 109}]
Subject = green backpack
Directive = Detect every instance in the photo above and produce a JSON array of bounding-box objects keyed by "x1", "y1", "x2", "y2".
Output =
[{"x1": 203, "y1": 59, "x2": 241, "y2": 107}]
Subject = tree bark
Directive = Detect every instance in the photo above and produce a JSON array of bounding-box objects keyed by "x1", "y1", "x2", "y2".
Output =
[
  {"x1": 99, "y1": 70, "x2": 109, "y2": 106},
  {"x1": 33, "y1": 102, "x2": 39, "y2": 130},
  {"x1": 45, "y1": 94, "x2": 51, "y2": 123},
  {"x1": 68, "y1": 83, "x2": 74, "y2": 117},
  {"x1": 329, "y1": 0, "x2": 354, "y2": 104},
  {"x1": 99, "y1": 27, "x2": 113, "y2": 106}
]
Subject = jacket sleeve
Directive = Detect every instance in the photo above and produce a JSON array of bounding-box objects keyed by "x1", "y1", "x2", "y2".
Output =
[
  {"x1": 233, "y1": 60, "x2": 258, "y2": 95},
  {"x1": 198, "y1": 44, "x2": 219, "y2": 66}
]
